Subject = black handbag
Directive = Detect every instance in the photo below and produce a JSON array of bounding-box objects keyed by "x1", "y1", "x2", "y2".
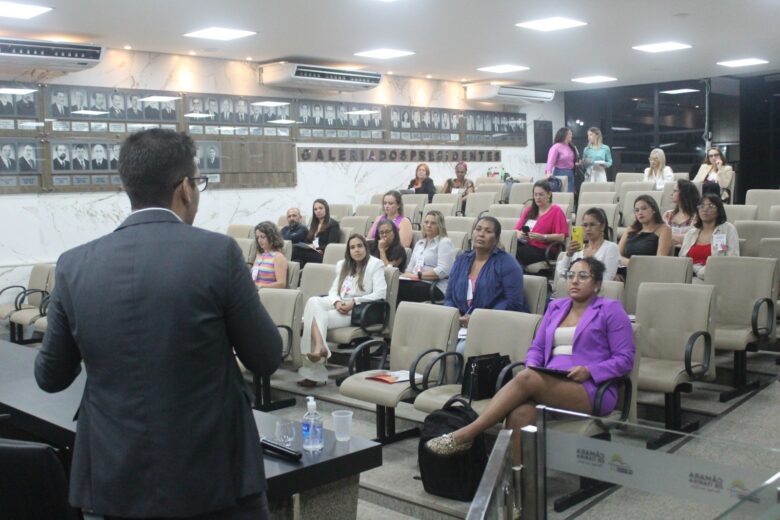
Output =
[
  {"x1": 350, "y1": 301, "x2": 387, "y2": 327},
  {"x1": 461, "y1": 353, "x2": 511, "y2": 402},
  {"x1": 418, "y1": 397, "x2": 488, "y2": 501}
]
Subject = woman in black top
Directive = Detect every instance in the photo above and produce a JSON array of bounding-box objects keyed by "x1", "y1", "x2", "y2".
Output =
[
  {"x1": 408, "y1": 162, "x2": 436, "y2": 203},
  {"x1": 369, "y1": 219, "x2": 407, "y2": 270},
  {"x1": 292, "y1": 198, "x2": 341, "y2": 268},
  {"x1": 618, "y1": 194, "x2": 672, "y2": 268}
]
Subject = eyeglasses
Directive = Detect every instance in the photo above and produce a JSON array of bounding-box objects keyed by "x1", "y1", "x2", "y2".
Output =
[
  {"x1": 697, "y1": 204, "x2": 717, "y2": 211},
  {"x1": 564, "y1": 271, "x2": 593, "y2": 281},
  {"x1": 707, "y1": 154, "x2": 719, "y2": 158},
  {"x1": 187, "y1": 176, "x2": 208, "y2": 192},
  {"x1": 378, "y1": 229, "x2": 393, "y2": 236}
]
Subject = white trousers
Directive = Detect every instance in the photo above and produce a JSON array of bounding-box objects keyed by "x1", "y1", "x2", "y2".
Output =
[
  {"x1": 587, "y1": 169, "x2": 607, "y2": 183},
  {"x1": 298, "y1": 296, "x2": 351, "y2": 382}
]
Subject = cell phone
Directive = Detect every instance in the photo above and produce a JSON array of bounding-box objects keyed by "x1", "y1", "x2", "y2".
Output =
[
  {"x1": 521, "y1": 225, "x2": 530, "y2": 233},
  {"x1": 571, "y1": 225, "x2": 583, "y2": 244}
]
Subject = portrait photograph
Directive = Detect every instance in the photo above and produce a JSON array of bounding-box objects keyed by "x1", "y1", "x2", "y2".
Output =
[
  {"x1": 188, "y1": 97, "x2": 204, "y2": 115},
  {"x1": 50, "y1": 89, "x2": 70, "y2": 118},
  {"x1": 52, "y1": 143, "x2": 71, "y2": 171},
  {"x1": 16, "y1": 143, "x2": 39, "y2": 172},
  {"x1": 89, "y1": 90, "x2": 109, "y2": 118},
  {"x1": 0, "y1": 93, "x2": 15, "y2": 116},
  {"x1": 70, "y1": 143, "x2": 91, "y2": 171},
  {"x1": 233, "y1": 99, "x2": 249, "y2": 124},
  {"x1": 91, "y1": 143, "x2": 109, "y2": 170},
  {"x1": 161, "y1": 100, "x2": 177, "y2": 120},
  {"x1": 109, "y1": 93, "x2": 126, "y2": 119},
  {"x1": 0, "y1": 142, "x2": 17, "y2": 172},
  {"x1": 126, "y1": 94, "x2": 144, "y2": 120},
  {"x1": 219, "y1": 98, "x2": 234, "y2": 123},
  {"x1": 69, "y1": 89, "x2": 88, "y2": 113},
  {"x1": 143, "y1": 99, "x2": 161, "y2": 120},
  {"x1": 15, "y1": 92, "x2": 37, "y2": 116}
]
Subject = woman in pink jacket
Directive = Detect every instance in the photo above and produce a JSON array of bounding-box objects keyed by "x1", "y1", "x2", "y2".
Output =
[{"x1": 426, "y1": 257, "x2": 635, "y2": 463}]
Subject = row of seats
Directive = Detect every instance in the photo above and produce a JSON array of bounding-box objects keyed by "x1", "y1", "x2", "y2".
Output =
[{"x1": 0, "y1": 263, "x2": 56, "y2": 343}]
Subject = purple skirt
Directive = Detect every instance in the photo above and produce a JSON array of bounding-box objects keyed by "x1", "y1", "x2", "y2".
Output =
[{"x1": 544, "y1": 355, "x2": 617, "y2": 416}]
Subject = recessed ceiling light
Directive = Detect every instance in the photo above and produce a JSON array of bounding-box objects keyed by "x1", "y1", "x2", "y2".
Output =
[
  {"x1": 659, "y1": 88, "x2": 699, "y2": 95},
  {"x1": 0, "y1": 1, "x2": 51, "y2": 19},
  {"x1": 188, "y1": 51, "x2": 197, "y2": 56},
  {"x1": 123, "y1": 45, "x2": 132, "y2": 50},
  {"x1": 611, "y1": 126, "x2": 632, "y2": 131},
  {"x1": 72, "y1": 110, "x2": 110, "y2": 116},
  {"x1": 250, "y1": 101, "x2": 290, "y2": 107},
  {"x1": 477, "y1": 64, "x2": 529, "y2": 74},
  {"x1": 0, "y1": 87, "x2": 37, "y2": 95},
  {"x1": 387, "y1": 70, "x2": 394, "y2": 75},
  {"x1": 346, "y1": 110, "x2": 380, "y2": 115},
  {"x1": 246, "y1": 56, "x2": 252, "y2": 61},
  {"x1": 184, "y1": 27, "x2": 256, "y2": 41},
  {"x1": 139, "y1": 95, "x2": 182, "y2": 102},
  {"x1": 632, "y1": 41, "x2": 691, "y2": 53},
  {"x1": 572, "y1": 75, "x2": 617, "y2": 84},
  {"x1": 268, "y1": 119, "x2": 297, "y2": 124},
  {"x1": 515, "y1": 16, "x2": 586, "y2": 32},
  {"x1": 354, "y1": 48, "x2": 415, "y2": 59},
  {"x1": 426, "y1": 74, "x2": 432, "y2": 79},
  {"x1": 460, "y1": 78, "x2": 467, "y2": 82},
  {"x1": 184, "y1": 112, "x2": 212, "y2": 119},
  {"x1": 717, "y1": 58, "x2": 768, "y2": 68}
]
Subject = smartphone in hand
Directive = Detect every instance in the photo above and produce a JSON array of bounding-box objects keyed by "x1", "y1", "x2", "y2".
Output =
[{"x1": 571, "y1": 225, "x2": 583, "y2": 245}]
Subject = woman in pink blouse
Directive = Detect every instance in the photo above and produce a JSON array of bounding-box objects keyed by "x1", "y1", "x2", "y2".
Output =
[
  {"x1": 544, "y1": 127, "x2": 577, "y2": 193},
  {"x1": 514, "y1": 180, "x2": 569, "y2": 266}
]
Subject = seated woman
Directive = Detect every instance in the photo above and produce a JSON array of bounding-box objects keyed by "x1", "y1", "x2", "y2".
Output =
[
  {"x1": 408, "y1": 162, "x2": 436, "y2": 203},
  {"x1": 679, "y1": 194, "x2": 739, "y2": 281},
  {"x1": 445, "y1": 216, "x2": 527, "y2": 355},
  {"x1": 557, "y1": 207, "x2": 620, "y2": 281},
  {"x1": 369, "y1": 219, "x2": 407, "y2": 270},
  {"x1": 398, "y1": 210, "x2": 456, "y2": 303},
  {"x1": 643, "y1": 148, "x2": 675, "y2": 190},
  {"x1": 298, "y1": 234, "x2": 387, "y2": 386},
  {"x1": 251, "y1": 221, "x2": 288, "y2": 289},
  {"x1": 693, "y1": 147, "x2": 734, "y2": 201},
  {"x1": 618, "y1": 195, "x2": 672, "y2": 268},
  {"x1": 426, "y1": 257, "x2": 635, "y2": 462},
  {"x1": 514, "y1": 180, "x2": 569, "y2": 267},
  {"x1": 663, "y1": 179, "x2": 699, "y2": 247},
  {"x1": 291, "y1": 198, "x2": 341, "y2": 268},
  {"x1": 367, "y1": 190, "x2": 413, "y2": 248},
  {"x1": 443, "y1": 161, "x2": 475, "y2": 212}
]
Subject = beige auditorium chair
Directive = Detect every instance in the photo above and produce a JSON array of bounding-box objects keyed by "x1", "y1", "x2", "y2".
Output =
[
  {"x1": 769, "y1": 205, "x2": 780, "y2": 221},
  {"x1": 613, "y1": 172, "x2": 645, "y2": 198},
  {"x1": 487, "y1": 204, "x2": 524, "y2": 219},
  {"x1": 704, "y1": 256, "x2": 777, "y2": 402},
  {"x1": 636, "y1": 282, "x2": 715, "y2": 449},
  {"x1": 659, "y1": 182, "x2": 675, "y2": 213},
  {"x1": 9, "y1": 263, "x2": 57, "y2": 344},
  {"x1": 499, "y1": 229, "x2": 518, "y2": 258},
  {"x1": 432, "y1": 193, "x2": 460, "y2": 206},
  {"x1": 758, "y1": 238, "x2": 780, "y2": 322},
  {"x1": 423, "y1": 202, "x2": 456, "y2": 217},
  {"x1": 404, "y1": 204, "x2": 419, "y2": 227},
  {"x1": 286, "y1": 261, "x2": 301, "y2": 290},
  {"x1": 370, "y1": 193, "x2": 384, "y2": 205},
  {"x1": 623, "y1": 256, "x2": 692, "y2": 315},
  {"x1": 575, "y1": 203, "x2": 620, "y2": 240},
  {"x1": 276, "y1": 215, "x2": 288, "y2": 229},
  {"x1": 1, "y1": 263, "x2": 55, "y2": 343},
  {"x1": 298, "y1": 263, "x2": 337, "y2": 305},
  {"x1": 508, "y1": 183, "x2": 534, "y2": 206},
  {"x1": 447, "y1": 230, "x2": 470, "y2": 251},
  {"x1": 234, "y1": 238, "x2": 257, "y2": 265},
  {"x1": 475, "y1": 176, "x2": 501, "y2": 188},
  {"x1": 413, "y1": 309, "x2": 542, "y2": 415},
  {"x1": 615, "y1": 181, "x2": 654, "y2": 206},
  {"x1": 402, "y1": 194, "x2": 428, "y2": 223},
  {"x1": 523, "y1": 274, "x2": 548, "y2": 315},
  {"x1": 329, "y1": 204, "x2": 353, "y2": 222},
  {"x1": 463, "y1": 192, "x2": 498, "y2": 218},
  {"x1": 340, "y1": 215, "x2": 371, "y2": 236},
  {"x1": 497, "y1": 218, "x2": 519, "y2": 235},
  {"x1": 723, "y1": 204, "x2": 758, "y2": 223},
  {"x1": 734, "y1": 221, "x2": 780, "y2": 257},
  {"x1": 578, "y1": 192, "x2": 617, "y2": 206},
  {"x1": 617, "y1": 190, "x2": 663, "y2": 239},
  {"x1": 226, "y1": 223, "x2": 254, "y2": 239},
  {"x1": 553, "y1": 279, "x2": 624, "y2": 302},
  {"x1": 282, "y1": 240, "x2": 292, "y2": 261},
  {"x1": 745, "y1": 189, "x2": 780, "y2": 220},
  {"x1": 339, "y1": 302, "x2": 460, "y2": 443},
  {"x1": 444, "y1": 216, "x2": 477, "y2": 234},
  {"x1": 552, "y1": 192, "x2": 574, "y2": 211},
  {"x1": 579, "y1": 181, "x2": 615, "y2": 193},
  {"x1": 322, "y1": 243, "x2": 347, "y2": 265},
  {"x1": 476, "y1": 182, "x2": 504, "y2": 202},
  {"x1": 354, "y1": 204, "x2": 381, "y2": 218}
]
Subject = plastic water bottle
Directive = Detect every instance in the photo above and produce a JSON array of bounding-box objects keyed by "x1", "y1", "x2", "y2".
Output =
[{"x1": 301, "y1": 396, "x2": 324, "y2": 452}]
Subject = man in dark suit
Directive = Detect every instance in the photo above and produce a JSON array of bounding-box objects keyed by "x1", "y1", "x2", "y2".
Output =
[
  {"x1": 53, "y1": 144, "x2": 71, "y2": 170},
  {"x1": 109, "y1": 143, "x2": 121, "y2": 170},
  {"x1": 127, "y1": 95, "x2": 143, "y2": 120},
  {"x1": 234, "y1": 99, "x2": 249, "y2": 124},
  {"x1": 143, "y1": 101, "x2": 160, "y2": 119},
  {"x1": 72, "y1": 144, "x2": 90, "y2": 171},
  {"x1": 0, "y1": 94, "x2": 14, "y2": 115},
  {"x1": 70, "y1": 90, "x2": 88, "y2": 113},
  {"x1": 206, "y1": 146, "x2": 220, "y2": 169},
  {"x1": 35, "y1": 129, "x2": 281, "y2": 519},
  {"x1": 51, "y1": 90, "x2": 69, "y2": 117},
  {"x1": 18, "y1": 144, "x2": 37, "y2": 171},
  {"x1": 109, "y1": 93, "x2": 125, "y2": 119},
  {"x1": 220, "y1": 98, "x2": 234, "y2": 123},
  {"x1": 161, "y1": 100, "x2": 177, "y2": 120},
  {"x1": 91, "y1": 144, "x2": 108, "y2": 170},
  {"x1": 16, "y1": 93, "x2": 36, "y2": 116},
  {"x1": 0, "y1": 144, "x2": 16, "y2": 171}
]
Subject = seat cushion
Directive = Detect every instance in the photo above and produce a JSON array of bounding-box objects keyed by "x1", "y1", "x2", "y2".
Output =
[
  {"x1": 327, "y1": 326, "x2": 371, "y2": 345},
  {"x1": 33, "y1": 316, "x2": 47, "y2": 334},
  {"x1": 9, "y1": 307, "x2": 42, "y2": 326},
  {"x1": 413, "y1": 385, "x2": 461, "y2": 413},
  {"x1": 550, "y1": 410, "x2": 622, "y2": 437},
  {"x1": 340, "y1": 370, "x2": 419, "y2": 407},
  {"x1": 714, "y1": 326, "x2": 755, "y2": 352},
  {"x1": 638, "y1": 358, "x2": 695, "y2": 393},
  {"x1": 0, "y1": 303, "x2": 33, "y2": 320},
  {"x1": 524, "y1": 261, "x2": 550, "y2": 275}
]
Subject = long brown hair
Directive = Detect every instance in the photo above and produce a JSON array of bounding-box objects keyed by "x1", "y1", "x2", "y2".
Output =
[
  {"x1": 338, "y1": 234, "x2": 370, "y2": 292},
  {"x1": 307, "y1": 198, "x2": 332, "y2": 242},
  {"x1": 627, "y1": 195, "x2": 663, "y2": 236}
]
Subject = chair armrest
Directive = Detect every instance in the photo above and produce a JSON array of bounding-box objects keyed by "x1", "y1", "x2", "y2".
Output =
[
  {"x1": 38, "y1": 294, "x2": 51, "y2": 316},
  {"x1": 496, "y1": 361, "x2": 526, "y2": 393},
  {"x1": 428, "y1": 281, "x2": 445, "y2": 305},
  {"x1": 356, "y1": 300, "x2": 390, "y2": 334},
  {"x1": 347, "y1": 338, "x2": 388, "y2": 375},
  {"x1": 421, "y1": 351, "x2": 464, "y2": 390},
  {"x1": 455, "y1": 210, "x2": 464, "y2": 216},
  {"x1": 15, "y1": 289, "x2": 48, "y2": 311},
  {"x1": 477, "y1": 209, "x2": 488, "y2": 219},
  {"x1": 593, "y1": 375, "x2": 632, "y2": 421},
  {"x1": 751, "y1": 297, "x2": 774, "y2": 339},
  {"x1": 276, "y1": 325, "x2": 293, "y2": 359},
  {"x1": 408, "y1": 348, "x2": 443, "y2": 393},
  {"x1": 543, "y1": 241, "x2": 566, "y2": 267},
  {"x1": 684, "y1": 330, "x2": 712, "y2": 378},
  {"x1": 412, "y1": 222, "x2": 421, "y2": 231},
  {"x1": 0, "y1": 285, "x2": 26, "y2": 298}
]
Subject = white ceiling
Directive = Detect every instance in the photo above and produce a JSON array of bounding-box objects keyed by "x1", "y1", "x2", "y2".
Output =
[{"x1": 2, "y1": 0, "x2": 779, "y2": 91}]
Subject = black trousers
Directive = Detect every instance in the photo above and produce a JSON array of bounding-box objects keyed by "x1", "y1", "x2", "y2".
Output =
[
  {"x1": 291, "y1": 246, "x2": 323, "y2": 268},
  {"x1": 515, "y1": 243, "x2": 548, "y2": 267},
  {"x1": 96, "y1": 492, "x2": 270, "y2": 520},
  {"x1": 397, "y1": 279, "x2": 444, "y2": 304}
]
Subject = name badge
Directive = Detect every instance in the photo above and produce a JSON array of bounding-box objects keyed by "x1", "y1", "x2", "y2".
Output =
[
  {"x1": 467, "y1": 278, "x2": 474, "y2": 301},
  {"x1": 525, "y1": 219, "x2": 537, "y2": 231},
  {"x1": 341, "y1": 276, "x2": 355, "y2": 296},
  {"x1": 712, "y1": 233, "x2": 727, "y2": 253},
  {"x1": 312, "y1": 237, "x2": 320, "y2": 250}
]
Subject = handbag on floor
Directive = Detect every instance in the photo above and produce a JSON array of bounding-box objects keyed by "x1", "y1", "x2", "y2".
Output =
[
  {"x1": 461, "y1": 353, "x2": 511, "y2": 402},
  {"x1": 418, "y1": 397, "x2": 488, "y2": 501}
]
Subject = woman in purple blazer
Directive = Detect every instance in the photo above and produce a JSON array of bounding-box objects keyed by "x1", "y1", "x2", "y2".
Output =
[{"x1": 426, "y1": 257, "x2": 635, "y2": 461}]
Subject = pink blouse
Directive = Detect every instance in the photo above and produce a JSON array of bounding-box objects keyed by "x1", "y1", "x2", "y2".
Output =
[{"x1": 515, "y1": 204, "x2": 570, "y2": 249}]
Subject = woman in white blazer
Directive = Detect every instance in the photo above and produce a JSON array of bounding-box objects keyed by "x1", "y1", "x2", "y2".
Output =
[
  {"x1": 679, "y1": 193, "x2": 739, "y2": 281},
  {"x1": 298, "y1": 234, "x2": 387, "y2": 386},
  {"x1": 643, "y1": 148, "x2": 675, "y2": 190}
]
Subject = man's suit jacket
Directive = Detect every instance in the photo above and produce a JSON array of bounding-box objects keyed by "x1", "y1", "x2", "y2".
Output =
[
  {"x1": 126, "y1": 107, "x2": 143, "y2": 120},
  {"x1": 72, "y1": 158, "x2": 89, "y2": 171},
  {"x1": 19, "y1": 157, "x2": 37, "y2": 171},
  {"x1": 109, "y1": 107, "x2": 125, "y2": 119},
  {"x1": 53, "y1": 158, "x2": 71, "y2": 170},
  {"x1": 161, "y1": 108, "x2": 176, "y2": 120},
  {"x1": 91, "y1": 158, "x2": 108, "y2": 170},
  {"x1": 0, "y1": 101, "x2": 13, "y2": 115},
  {"x1": 17, "y1": 100, "x2": 36, "y2": 115},
  {"x1": 51, "y1": 103, "x2": 69, "y2": 117},
  {"x1": 144, "y1": 106, "x2": 160, "y2": 119},
  {"x1": 0, "y1": 157, "x2": 16, "y2": 171},
  {"x1": 35, "y1": 209, "x2": 282, "y2": 517}
]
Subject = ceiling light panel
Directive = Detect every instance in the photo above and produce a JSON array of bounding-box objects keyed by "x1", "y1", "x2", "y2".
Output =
[
  {"x1": 184, "y1": 27, "x2": 256, "y2": 41},
  {"x1": 632, "y1": 41, "x2": 691, "y2": 53},
  {"x1": 354, "y1": 48, "x2": 414, "y2": 59},
  {"x1": 0, "y1": 1, "x2": 51, "y2": 19},
  {"x1": 0, "y1": 87, "x2": 37, "y2": 95},
  {"x1": 477, "y1": 64, "x2": 529, "y2": 74},
  {"x1": 717, "y1": 58, "x2": 768, "y2": 68},
  {"x1": 572, "y1": 75, "x2": 617, "y2": 84},
  {"x1": 659, "y1": 88, "x2": 699, "y2": 95},
  {"x1": 515, "y1": 16, "x2": 586, "y2": 32}
]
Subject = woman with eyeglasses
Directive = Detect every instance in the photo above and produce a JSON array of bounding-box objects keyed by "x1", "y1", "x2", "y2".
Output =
[
  {"x1": 514, "y1": 180, "x2": 569, "y2": 267},
  {"x1": 369, "y1": 219, "x2": 407, "y2": 269},
  {"x1": 367, "y1": 190, "x2": 413, "y2": 248},
  {"x1": 426, "y1": 257, "x2": 635, "y2": 462},
  {"x1": 618, "y1": 195, "x2": 672, "y2": 268},
  {"x1": 643, "y1": 148, "x2": 674, "y2": 190},
  {"x1": 693, "y1": 147, "x2": 734, "y2": 202},
  {"x1": 398, "y1": 210, "x2": 456, "y2": 303},
  {"x1": 557, "y1": 207, "x2": 620, "y2": 281},
  {"x1": 291, "y1": 198, "x2": 341, "y2": 268},
  {"x1": 251, "y1": 221, "x2": 288, "y2": 289},
  {"x1": 679, "y1": 194, "x2": 739, "y2": 281},
  {"x1": 663, "y1": 179, "x2": 700, "y2": 247}
]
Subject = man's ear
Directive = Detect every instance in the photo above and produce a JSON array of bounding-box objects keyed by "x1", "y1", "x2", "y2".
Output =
[{"x1": 177, "y1": 178, "x2": 191, "y2": 205}]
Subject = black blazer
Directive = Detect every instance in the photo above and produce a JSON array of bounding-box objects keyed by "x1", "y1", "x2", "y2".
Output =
[
  {"x1": 310, "y1": 220, "x2": 341, "y2": 251},
  {"x1": 409, "y1": 176, "x2": 436, "y2": 203},
  {"x1": 35, "y1": 209, "x2": 282, "y2": 517}
]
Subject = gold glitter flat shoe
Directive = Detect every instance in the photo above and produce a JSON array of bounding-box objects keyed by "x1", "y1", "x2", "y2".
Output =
[{"x1": 425, "y1": 433, "x2": 473, "y2": 456}]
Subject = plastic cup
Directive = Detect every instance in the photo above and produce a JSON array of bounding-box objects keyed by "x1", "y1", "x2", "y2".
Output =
[{"x1": 331, "y1": 410, "x2": 353, "y2": 442}]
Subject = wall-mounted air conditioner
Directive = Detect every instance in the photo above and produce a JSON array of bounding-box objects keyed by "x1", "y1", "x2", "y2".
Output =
[
  {"x1": 466, "y1": 84, "x2": 555, "y2": 105},
  {"x1": 0, "y1": 38, "x2": 103, "y2": 72},
  {"x1": 260, "y1": 62, "x2": 382, "y2": 91}
]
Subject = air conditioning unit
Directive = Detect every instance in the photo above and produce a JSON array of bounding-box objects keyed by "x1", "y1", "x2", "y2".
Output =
[
  {"x1": 0, "y1": 38, "x2": 103, "y2": 72},
  {"x1": 466, "y1": 84, "x2": 555, "y2": 105},
  {"x1": 260, "y1": 62, "x2": 382, "y2": 91}
]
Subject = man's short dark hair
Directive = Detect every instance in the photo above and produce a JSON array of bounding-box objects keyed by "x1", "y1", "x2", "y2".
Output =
[{"x1": 119, "y1": 129, "x2": 196, "y2": 209}]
